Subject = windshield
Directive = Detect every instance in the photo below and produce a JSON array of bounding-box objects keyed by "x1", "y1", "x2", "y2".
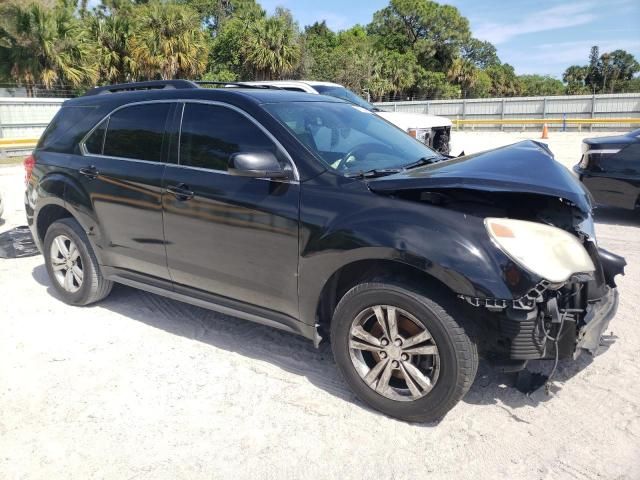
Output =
[
  {"x1": 313, "y1": 85, "x2": 376, "y2": 111},
  {"x1": 264, "y1": 101, "x2": 440, "y2": 175}
]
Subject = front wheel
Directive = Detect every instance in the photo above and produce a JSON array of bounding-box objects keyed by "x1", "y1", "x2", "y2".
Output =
[{"x1": 331, "y1": 282, "x2": 477, "y2": 422}]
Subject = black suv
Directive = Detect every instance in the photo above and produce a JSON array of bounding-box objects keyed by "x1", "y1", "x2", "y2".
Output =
[{"x1": 26, "y1": 80, "x2": 625, "y2": 422}]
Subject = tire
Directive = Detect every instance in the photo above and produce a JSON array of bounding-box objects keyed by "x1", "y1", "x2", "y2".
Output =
[
  {"x1": 331, "y1": 282, "x2": 478, "y2": 423},
  {"x1": 43, "y1": 218, "x2": 113, "y2": 306}
]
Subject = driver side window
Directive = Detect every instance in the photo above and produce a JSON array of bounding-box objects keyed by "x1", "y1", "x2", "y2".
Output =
[{"x1": 179, "y1": 103, "x2": 279, "y2": 171}]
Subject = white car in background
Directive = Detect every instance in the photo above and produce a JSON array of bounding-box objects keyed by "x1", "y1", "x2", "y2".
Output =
[{"x1": 245, "y1": 80, "x2": 452, "y2": 155}]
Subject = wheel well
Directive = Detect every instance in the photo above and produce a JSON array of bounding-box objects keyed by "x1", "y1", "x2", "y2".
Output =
[
  {"x1": 315, "y1": 259, "x2": 455, "y2": 338},
  {"x1": 36, "y1": 204, "x2": 72, "y2": 243}
]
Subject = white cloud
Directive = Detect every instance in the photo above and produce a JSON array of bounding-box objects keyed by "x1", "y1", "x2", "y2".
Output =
[{"x1": 475, "y1": 2, "x2": 598, "y2": 44}]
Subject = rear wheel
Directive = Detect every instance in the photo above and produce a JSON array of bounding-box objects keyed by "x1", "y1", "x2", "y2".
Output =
[
  {"x1": 331, "y1": 282, "x2": 477, "y2": 422},
  {"x1": 44, "y1": 218, "x2": 112, "y2": 305}
]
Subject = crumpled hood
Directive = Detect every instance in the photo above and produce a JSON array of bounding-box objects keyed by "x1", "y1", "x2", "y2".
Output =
[
  {"x1": 376, "y1": 111, "x2": 452, "y2": 130},
  {"x1": 368, "y1": 140, "x2": 592, "y2": 213}
]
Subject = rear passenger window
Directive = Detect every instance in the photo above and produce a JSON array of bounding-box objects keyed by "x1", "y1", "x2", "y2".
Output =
[
  {"x1": 103, "y1": 103, "x2": 170, "y2": 161},
  {"x1": 84, "y1": 119, "x2": 107, "y2": 154},
  {"x1": 179, "y1": 103, "x2": 277, "y2": 171}
]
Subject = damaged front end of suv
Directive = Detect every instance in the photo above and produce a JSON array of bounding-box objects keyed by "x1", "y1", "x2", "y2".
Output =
[{"x1": 366, "y1": 140, "x2": 626, "y2": 374}]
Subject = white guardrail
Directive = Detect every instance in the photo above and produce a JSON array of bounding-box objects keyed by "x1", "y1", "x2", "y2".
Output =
[{"x1": 375, "y1": 93, "x2": 640, "y2": 130}]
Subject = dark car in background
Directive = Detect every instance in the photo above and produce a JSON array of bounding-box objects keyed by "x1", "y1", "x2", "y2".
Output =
[
  {"x1": 25, "y1": 80, "x2": 625, "y2": 422},
  {"x1": 574, "y1": 129, "x2": 640, "y2": 210}
]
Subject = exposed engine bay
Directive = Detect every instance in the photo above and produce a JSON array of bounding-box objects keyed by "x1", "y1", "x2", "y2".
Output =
[{"x1": 396, "y1": 188, "x2": 626, "y2": 362}]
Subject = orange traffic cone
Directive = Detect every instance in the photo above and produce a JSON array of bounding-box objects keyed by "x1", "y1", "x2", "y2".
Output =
[{"x1": 541, "y1": 123, "x2": 549, "y2": 139}]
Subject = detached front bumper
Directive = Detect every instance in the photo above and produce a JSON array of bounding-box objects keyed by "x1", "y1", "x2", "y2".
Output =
[{"x1": 574, "y1": 286, "x2": 619, "y2": 358}]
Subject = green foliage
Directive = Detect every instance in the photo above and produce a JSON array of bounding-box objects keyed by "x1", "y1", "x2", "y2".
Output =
[
  {"x1": 518, "y1": 75, "x2": 564, "y2": 96},
  {"x1": 0, "y1": 0, "x2": 638, "y2": 99},
  {"x1": 485, "y1": 63, "x2": 521, "y2": 97},
  {"x1": 0, "y1": 1, "x2": 98, "y2": 93},
  {"x1": 368, "y1": 0, "x2": 471, "y2": 72},
  {"x1": 461, "y1": 38, "x2": 499, "y2": 69},
  {"x1": 301, "y1": 21, "x2": 338, "y2": 80},
  {"x1": 563, "y1": 46, "x2": 640, "y2": 94},
  {"x1": 129, "y1": 1, "x2": 208, "y2": 80},
  {"x1": 241, "y1": 7, "x2": 301, "y2": 80},
  {"x1": 447, "y1": 58, "x2": 478, "y2": 98},
  {"x1": 415, "y1": 70, "x2": 459, "y2": 99},
  {"x1": 87, "y1": 7, "x2": 135, "y2": 84},
  {"x1": 467, "y1": 69, "x2": 491, "y2": 98}
]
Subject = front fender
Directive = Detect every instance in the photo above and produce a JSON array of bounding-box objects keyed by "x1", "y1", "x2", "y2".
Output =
[{"x1": 298, "y1": 178, "x2": 539, "y2": 324}]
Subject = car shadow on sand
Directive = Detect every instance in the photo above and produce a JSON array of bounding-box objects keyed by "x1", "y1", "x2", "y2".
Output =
[{"x1": 32, "y1": 263, "x2": 609, "y2": 425}]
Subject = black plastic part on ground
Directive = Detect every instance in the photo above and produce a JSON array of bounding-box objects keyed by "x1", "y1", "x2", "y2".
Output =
[{"x1": 0, "y1": 226, "x2": 40, "y2": 258}]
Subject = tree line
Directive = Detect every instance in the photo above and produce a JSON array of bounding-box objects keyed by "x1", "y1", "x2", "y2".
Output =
[{"x1": 0, "y1": 0, "x2": 638, "y2": 99}]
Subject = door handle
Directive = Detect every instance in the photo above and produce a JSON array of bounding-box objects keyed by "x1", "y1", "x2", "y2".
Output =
[
  {"x1": 79, "y1": 165, "x2": 99, "y2": 179},
  {"x1": 166, "y1": 183, "x2": 194, "y2": 201}
]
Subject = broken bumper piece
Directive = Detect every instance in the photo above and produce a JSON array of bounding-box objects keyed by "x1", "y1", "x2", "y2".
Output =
[{"x1": 574, "y1": 286, "x2": 619, "y2": 358}]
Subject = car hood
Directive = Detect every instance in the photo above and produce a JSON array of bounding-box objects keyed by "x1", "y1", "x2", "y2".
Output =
[
  {"x1": 367, "y1": 140, "x2": 592, "y2": 213},
  {"x1": 376, "y1": 111, "x2": 452, "y2": 130},
  {"x1": 583, "y1": 133, "x2": 637, "y2": 146}
]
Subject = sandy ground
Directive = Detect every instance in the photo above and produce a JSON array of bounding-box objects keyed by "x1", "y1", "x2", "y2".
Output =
[{"x1": 1, "y1": 132, "x2": 639, "y2": 479}]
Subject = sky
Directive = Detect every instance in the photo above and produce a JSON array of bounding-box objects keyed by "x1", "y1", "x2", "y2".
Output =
[{"x1": 261, "y1": 0, "x2": 640, "y2": 78}]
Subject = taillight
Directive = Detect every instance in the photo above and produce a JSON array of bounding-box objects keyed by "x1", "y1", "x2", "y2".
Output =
[{"x1": 24, "y1": 153, "x2": 35, "y2": 185}]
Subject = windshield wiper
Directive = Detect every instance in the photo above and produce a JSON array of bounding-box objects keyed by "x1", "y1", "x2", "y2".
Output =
[
  {"x1": 344, "y1": 168, "x2": 401, "y2": 179},
  {"x1": 402, "y1": 155, "x2": 444, "y2": 170}
]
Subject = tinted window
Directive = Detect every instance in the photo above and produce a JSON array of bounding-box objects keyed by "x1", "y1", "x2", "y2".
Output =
[
  {"x1": 179, "y1": 103, "x2": 277, "y2": 171},
  {"x1": 84, "y1": 119, "x2": 107, "y2": 154},
  {"x1": 103, "y1": 103, "x2": 170, "y2": 161},
  {"x1": 38, "y1": 106, "x2": 97, "y2": 153}
]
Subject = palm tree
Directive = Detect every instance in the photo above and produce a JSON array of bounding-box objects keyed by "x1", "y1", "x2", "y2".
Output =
[
  {"x1": 87, "y1": 10, "x2": 135, "y2": 84},
  {"x1": 129, "y1": 2, "x2": 208, "y2": 80},
  {"x1": 447, "y1": 58, "x2": 478, "y2": 98},
  {"x1": 242, "y1": 14, "x2": 300, "y2": 80},
  {"x1": 562, "y1": 65, "x2": 589, "y2": 94},
  {"x1": 0, "y1": 2, "x2": 98, "y2": 95}
]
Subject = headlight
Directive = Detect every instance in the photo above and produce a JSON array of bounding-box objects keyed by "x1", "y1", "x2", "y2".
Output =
[
  {"x1": 407, "y1": 128, "x2": 430, "y2": 144},
  {"x1": 485, "y1": 217, "x2": 595, "y2": 283}
]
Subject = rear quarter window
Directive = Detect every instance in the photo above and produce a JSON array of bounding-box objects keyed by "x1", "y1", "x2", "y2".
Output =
[{"x1": 38, "y1": 105, "x2": 98, "y2": 153}]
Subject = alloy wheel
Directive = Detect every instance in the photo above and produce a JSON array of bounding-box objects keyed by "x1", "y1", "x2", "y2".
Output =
[
  {"x1": 50, "y1": 234, "x2": 83, "y2": 293},
  {"x1": 348, "y1": 305, "x2": 440, "y2": 401}
]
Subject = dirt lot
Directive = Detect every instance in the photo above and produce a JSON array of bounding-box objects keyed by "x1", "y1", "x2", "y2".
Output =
[{"x1": 1, "y1": 132, "x2": 639, "y2": 479}]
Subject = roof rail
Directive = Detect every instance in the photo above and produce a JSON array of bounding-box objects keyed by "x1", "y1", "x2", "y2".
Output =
[
  {"x1": 193, "y1": 81, "x2": 283, "y2": 90},
  {"x1": 84, "y1": 80, "x2": 198, "y2": 96}
]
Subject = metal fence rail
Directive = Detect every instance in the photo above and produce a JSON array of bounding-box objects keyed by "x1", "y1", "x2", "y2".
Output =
[
  {"x1": 0, "y1": 97, "x2": 67, "y2": 156},
  {"x1": 375, "y1": 93, "x2": 640, "y2": 130}
]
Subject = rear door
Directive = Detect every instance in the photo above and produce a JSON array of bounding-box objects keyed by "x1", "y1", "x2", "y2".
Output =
[
  {"x1": 72, "y1": 102, "x2": 174, "y2": 280},
  {"x1": 161, "y1": 102, "x2": 300, "y2": 319}
]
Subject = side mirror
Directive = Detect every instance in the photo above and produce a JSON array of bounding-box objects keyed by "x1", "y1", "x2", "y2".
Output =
[{"x1": 228, "y1": 151, "x2": 290, "y2": 179}]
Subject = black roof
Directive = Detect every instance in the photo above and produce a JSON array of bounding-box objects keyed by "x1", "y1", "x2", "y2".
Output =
[{"x1": 66, "y1": 82, "x2": 344, "y2": 109}]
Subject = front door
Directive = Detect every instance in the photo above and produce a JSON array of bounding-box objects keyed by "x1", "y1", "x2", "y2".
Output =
[{"x1": 162, "y1": 102, "x2": 300, "y2": 319}]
